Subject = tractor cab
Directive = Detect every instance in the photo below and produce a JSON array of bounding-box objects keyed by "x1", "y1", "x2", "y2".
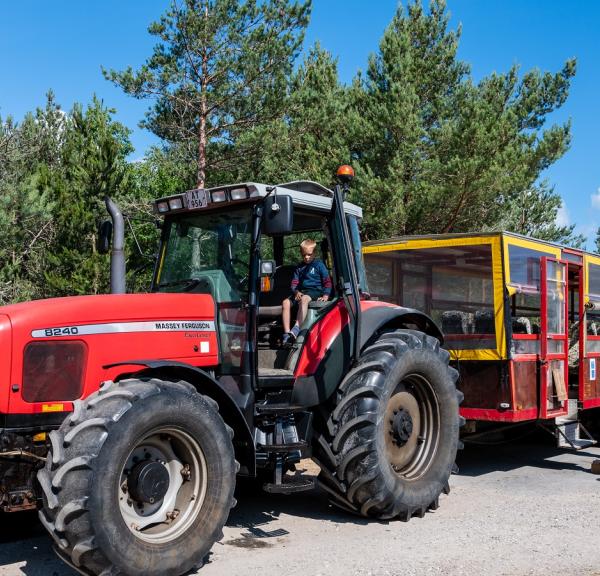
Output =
[{"x1": 151, "y1": 175, "x2": 367, "y2": 392}]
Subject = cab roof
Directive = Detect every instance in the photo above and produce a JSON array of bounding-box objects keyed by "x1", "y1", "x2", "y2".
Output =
[
  {"x1": 217, "y1": 181, "x2": 362, "y2": 218},
  {"x1": 155, "y1": 180, "x2": 362, "y2": 218}
]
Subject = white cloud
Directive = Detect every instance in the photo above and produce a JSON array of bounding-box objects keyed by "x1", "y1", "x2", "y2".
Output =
[
  {"x1": 556, "y1": 201, "x2": 570, "y2": 227},
  {"x1": 591, "y1": 188, "x2": 600, "y2": 210}
]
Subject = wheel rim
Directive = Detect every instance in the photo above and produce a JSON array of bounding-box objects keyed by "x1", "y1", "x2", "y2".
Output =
[
  {"x1": 118, "y1": 427, "x2": 208, "y2": 544},
  {"x1": 384, "y1": 373, "x2": 441, "y2": 480}
]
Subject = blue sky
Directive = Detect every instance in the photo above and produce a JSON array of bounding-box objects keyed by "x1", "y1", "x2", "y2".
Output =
[{"x1": 1, "y1": 1, "x2": 599, "y2": 246}]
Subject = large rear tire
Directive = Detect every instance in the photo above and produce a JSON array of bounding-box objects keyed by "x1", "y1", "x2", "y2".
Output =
[
  {"x1": 38, "y1": 378, "x2": 237, "y2": 576},
  {"x1": 312, "y1": 329, "x2": 461, "y2": 520}
]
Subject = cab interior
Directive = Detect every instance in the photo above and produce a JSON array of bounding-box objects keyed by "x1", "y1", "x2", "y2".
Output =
[{"x1": 257, "y1": 210, "x2": 337, "y2": 376}]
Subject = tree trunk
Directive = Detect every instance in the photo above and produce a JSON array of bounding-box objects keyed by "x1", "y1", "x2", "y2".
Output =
[{"x1": 197, "y1": 4, "x2": 209, "y2": 189}]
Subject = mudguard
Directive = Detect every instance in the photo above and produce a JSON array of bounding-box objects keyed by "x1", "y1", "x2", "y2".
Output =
[
  {"x1": 359, "y1": 303, "x2": 443, "y2": 348},
  {"x1": 292, "y1": 301, "x2": 443, "y2": 408}
]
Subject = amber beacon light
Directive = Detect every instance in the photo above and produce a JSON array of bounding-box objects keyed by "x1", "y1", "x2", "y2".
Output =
[{"x1": 336, "y1": 164, "x2": 355, "y2": 182}]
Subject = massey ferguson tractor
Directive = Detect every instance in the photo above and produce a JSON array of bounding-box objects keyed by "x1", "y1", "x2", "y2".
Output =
[{"x1": 0, "y1": 167, "x2": 461, "y2": 576}]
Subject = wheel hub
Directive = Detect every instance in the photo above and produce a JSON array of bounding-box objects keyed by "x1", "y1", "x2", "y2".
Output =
[
  {"x1": 392, "y1": 409, "x2": 413, "y2": 447},
  {"x1": 128, "y1": 461, "x2": 170, "y2": 504},
  {"x1": 384, "y1": 389, "x2": 421, "y2": 470}
]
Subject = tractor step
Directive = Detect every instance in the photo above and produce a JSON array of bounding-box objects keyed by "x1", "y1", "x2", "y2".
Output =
[
  {"x1": 263, "y1": 476, "x2": 315, "y2": 494},
  {"x1": 256, "y1": 403, "x2": 307, "y2": 415},
  {"x1": 256, "y1": 441, "x2": 308, "y2": 453},
  {"x1": 555, "y1": 420, "x2": 596, "y2": 450}
]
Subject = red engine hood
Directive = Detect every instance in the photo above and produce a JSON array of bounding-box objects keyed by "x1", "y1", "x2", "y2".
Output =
[
  {"x1": 1, "y1": 293, "x2": 216, "y2": 329},
  {"x1": 1, "y1": 293, "x2": 219, "y2": 416}
]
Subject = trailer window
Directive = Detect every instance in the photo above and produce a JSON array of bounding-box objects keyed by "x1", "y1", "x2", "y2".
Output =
[
  {"x1": 585, "y1": 263, "x2": 600, "y2": 354},
  {"x1": 506, "y1": 244, "x2": 556, "y2": 354},
  {"x1": 586, "y1": 308, "x2": 600, "y2": 354},
  {"x1": 365, "y1": 244, "x2": 496, "y2": 350},
  {"x1": 508, "y1": 246, "x2": 544, "y2": 291},
  {"x1": 588, "y1": 263, "x2": 600, "y2": 300},
  {"x1": 365, "y1": 259, "x2": 394, "y2": 298}
]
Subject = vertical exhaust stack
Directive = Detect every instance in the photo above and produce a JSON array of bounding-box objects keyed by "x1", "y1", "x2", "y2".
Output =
[{"x1": 104, "y1": 196, "x2": 126, "y2": 294}]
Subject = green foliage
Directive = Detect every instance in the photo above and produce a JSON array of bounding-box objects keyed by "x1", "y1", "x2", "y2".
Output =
[
  {"x1": 0, "y1": 97, "x2": 58, "y2": 304},
  {"x1": 104, "y1": 0, "x2": 310, "y2": 187},
  {"x1": 498, "y1": 182, "x2": 585, "y2": 248},
  {"x1": 41, "y1": 97, "x2": 133, "y2": 296},
  {"x1": 0, "y1": 0, "x2": 589, "y2": 305},
  {"x1": 232, "y1": 42, "x2": 352, "y2": 185},
  {"x1": 351, "y1": 0, "x2": 576, "y2": 245},
  {"x1": 0, "y1": 93, "x2": 153, "y2": 303}
]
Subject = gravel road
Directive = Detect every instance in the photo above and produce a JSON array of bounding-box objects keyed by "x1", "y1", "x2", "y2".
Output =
[{"x1": 1, "y1": 436, "x2": 599, "y2": 576}]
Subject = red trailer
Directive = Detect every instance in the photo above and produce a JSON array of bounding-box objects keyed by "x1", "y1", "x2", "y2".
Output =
[{"x1": 364, "y1": 232, "x2": 600, "y2": 447}]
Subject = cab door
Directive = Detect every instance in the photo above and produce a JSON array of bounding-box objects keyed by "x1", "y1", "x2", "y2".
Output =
[{"x1": 540, "y1": 257, "x2": 569, "y2": 418}]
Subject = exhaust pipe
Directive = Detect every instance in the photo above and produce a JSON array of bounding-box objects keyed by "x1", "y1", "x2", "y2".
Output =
[{"x1": 104, "y1": 196, "x2": 126, "y2": 294}]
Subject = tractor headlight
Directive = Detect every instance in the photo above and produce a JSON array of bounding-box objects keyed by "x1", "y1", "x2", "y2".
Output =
[
  {"x1": 22, "y1": 341, "x2": 87, "y2": 402},
  {"x1": 156, "y1": 201, "x2": 169, "y2": 213},
  {"x1": 168, "y1": 197, "x2": 184, "y2": 210},
  {"x1": 230, "y1": 187, "x2": 248, "y2": 201},
  {"x1": 211, "y1": 190, "x2": 227, "y2": 203}
]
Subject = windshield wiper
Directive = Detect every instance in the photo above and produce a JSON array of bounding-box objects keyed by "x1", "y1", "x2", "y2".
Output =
[{"x1": 157, "y1": 278, "x2": 202, "y2": 292}]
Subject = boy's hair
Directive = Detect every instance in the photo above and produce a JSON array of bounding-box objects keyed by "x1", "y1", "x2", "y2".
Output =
[{"x1": 300, "y1": 238, "x2": 317, "y2": 252}]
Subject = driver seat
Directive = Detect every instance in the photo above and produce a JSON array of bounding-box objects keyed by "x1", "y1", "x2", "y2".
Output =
[{"x1": 258, "y1": 265, "x2": 297, "y2": 318}]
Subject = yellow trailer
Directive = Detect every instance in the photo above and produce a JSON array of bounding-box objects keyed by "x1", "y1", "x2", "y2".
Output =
[{"x1": 364, "y1": 232, "x2": 600, "y2": 447}]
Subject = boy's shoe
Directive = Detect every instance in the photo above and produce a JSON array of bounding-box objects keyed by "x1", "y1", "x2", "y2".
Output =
[
  {"x1": 290, "y1": 324, "x2": 300, "y2": 338},
  {"x1": 282, "y1": 332, "x2": 294, "y2": 347}
]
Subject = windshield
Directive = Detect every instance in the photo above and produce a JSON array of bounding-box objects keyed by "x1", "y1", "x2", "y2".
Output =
[{"x1": 155, "y1": 207, "x2": 252, "y2": 302}]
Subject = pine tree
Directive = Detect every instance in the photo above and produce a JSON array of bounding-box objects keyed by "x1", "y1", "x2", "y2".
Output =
[
  {"x1": 104, "y1": 0, "x2": 310, "y2": 188},
  {"x1": 233, "y1": 42, "x2": 352, "y2": 185},
  {"x1": 499, "y1": 182, "x2": 584, "y2": 247},
  {"x1": 352, "y1": 0, "x2": 576, "y2": 243},
  {"x1": 42, "y1": 98, "x2": 133, "y2": 296},
  {"x1": 0, "y1": 97, "x2": 58, "y2": 304}
]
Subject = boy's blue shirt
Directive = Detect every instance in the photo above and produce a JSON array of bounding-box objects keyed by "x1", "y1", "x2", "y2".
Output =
[{"x1": 291, "y1": 259, "x2": 332, "y2": 295}]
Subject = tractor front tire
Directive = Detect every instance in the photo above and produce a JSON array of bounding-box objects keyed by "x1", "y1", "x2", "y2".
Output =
[
  {"x1": 38, "y1": 378, "x2": 237, "y2": 576},
  {"x1": 313, "y1": 329, "x2": 461, "y2": 520}
]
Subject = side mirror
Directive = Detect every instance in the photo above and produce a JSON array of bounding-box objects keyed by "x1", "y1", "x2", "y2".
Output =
[
  {"x1": 262, "y1": 195, "x2": 293, "y2": 235},
  {"x1": 260, "y1": 260, "x2": 276, "y2": 292},
  {"x1": 97, "y1": 220, "x2": 113, "y2": 254}
]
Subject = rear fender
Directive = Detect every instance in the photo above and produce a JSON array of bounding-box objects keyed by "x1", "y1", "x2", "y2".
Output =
[
  {"x1": 359, "y1": 304, "x2": 443, "y2": 348},
  {"x1": 291, "y1": 302, "x2": 443, "y2": 407},
  {"x1": 112, "y1": 361, "x2": 255, "y2": 476}
]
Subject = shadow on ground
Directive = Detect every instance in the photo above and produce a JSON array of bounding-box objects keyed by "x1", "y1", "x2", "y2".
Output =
[
  {"x1": 0, "y1": 511, "x2": 77, "y2": 575},
  {"x1": 457, "y1": 429, "x2": 598, "y2": 477}
]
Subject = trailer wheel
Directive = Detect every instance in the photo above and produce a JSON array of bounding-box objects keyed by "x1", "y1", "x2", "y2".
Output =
[
  {"x1": 38, "y1": 378, "x2": 237, "y2": 576},
  {"x1": 313, "y1": 329, "x2": 461, "y2": 520}
]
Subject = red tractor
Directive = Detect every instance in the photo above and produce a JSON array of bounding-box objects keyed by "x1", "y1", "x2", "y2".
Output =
[{"x1": 0, "y1": 168, "x2": 461, "y2": 576}]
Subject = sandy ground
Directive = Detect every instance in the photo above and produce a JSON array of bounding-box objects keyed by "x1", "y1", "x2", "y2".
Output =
[{"x1": 1, "y1": 436, "x2": 599, "y2": 576}]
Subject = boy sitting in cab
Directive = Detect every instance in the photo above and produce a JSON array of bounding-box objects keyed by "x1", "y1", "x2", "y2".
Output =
[{"x1": 282, "y1": 239, "x2": 332, "y2": 346}]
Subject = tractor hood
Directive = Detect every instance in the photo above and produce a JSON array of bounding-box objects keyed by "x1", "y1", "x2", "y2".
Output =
[
  {"x1": 1, "y1": 293, "x2": 219, "y2": 416},
  {"x1": 1, "y1": 293, "x2": 215, "y2": 328}
]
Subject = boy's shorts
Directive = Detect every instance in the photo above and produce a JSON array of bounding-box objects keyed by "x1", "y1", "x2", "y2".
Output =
[{"x1": 287, "y1": 289, "x2": 323, "y2": 304}]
